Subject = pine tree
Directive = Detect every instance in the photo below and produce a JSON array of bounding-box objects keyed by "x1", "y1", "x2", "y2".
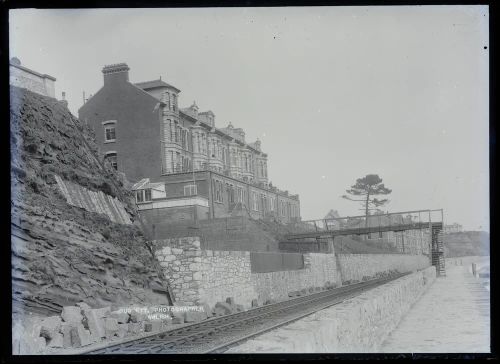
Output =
[{"x1": 342, "y1": 174, "x2": 392, "y2": 226}]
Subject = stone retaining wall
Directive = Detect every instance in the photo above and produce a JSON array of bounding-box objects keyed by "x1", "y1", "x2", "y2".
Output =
[
  {"x1": 227, "y1": 266, "x2": 437, "y2": 353},
  {"x1": 251, "y1": 253, "x2": 338, "y2": 303},
  {"x1": 154, "y1": 238, "x2": 432, "y2": 310},
  {"x1": 337, "y1": 253, "x2": 430, "y2": 283},
  {"x1": 154, "y1": 238, "x2": 338, "y2": 308},
  {"x1": 154, "y1": 238, "x2": 257, "y2": 308}
]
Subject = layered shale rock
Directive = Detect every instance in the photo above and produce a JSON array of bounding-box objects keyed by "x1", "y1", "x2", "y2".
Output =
[{"x1": 10, "y1": 86, "x2": 169, "y2": 318}]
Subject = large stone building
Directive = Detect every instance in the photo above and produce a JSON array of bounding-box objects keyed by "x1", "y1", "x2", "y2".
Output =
[{"x1": 78, "y1": 63, "x2": 300, "y2": 225}]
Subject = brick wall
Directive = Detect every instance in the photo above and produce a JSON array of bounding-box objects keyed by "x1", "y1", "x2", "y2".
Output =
[{"x1": 78, "y1": 72, "x2": 163, "y2": 183}]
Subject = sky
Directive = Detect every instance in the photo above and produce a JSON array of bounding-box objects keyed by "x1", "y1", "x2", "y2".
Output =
[{"x1": 9, "y1": 6, "x2": 489, "y2": 231}]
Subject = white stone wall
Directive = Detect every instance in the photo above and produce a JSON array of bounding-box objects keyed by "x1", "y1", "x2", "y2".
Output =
[
  {"x1": 337, "y1": 254, "x2": 430, "y2": 283},
  {"x1": 251, "y1": 253, "x2": 338, "y2": 303},
  {"x1": 154, "y1": 238, "x2": 432, "y2": 311},
  {"x1": 154, "y1": 238, "x2": 257, "y2": 308},
  {"x1": 154, "y1": 237, "x2": 203, "y2": 306},
  {"x1": 199, "y1": 251, "x2": 257, "y2": 309},
  {"x1": 10, "y1": 65, "x2": 56, "y2": 98},
  {"x1": 154, "y1": 238, "x2": 339, "y2": 309}
]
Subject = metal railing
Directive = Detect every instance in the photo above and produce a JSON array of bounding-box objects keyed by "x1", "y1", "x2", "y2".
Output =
[{"x1": 288, "y1": 209, "x2": 443, "y2": 236}]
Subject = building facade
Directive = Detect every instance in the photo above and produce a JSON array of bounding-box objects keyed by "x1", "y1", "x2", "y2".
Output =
[
  {"x1": 9, "y1": 57, "x2": 56, "y2": 98},
  {"x1": 79, "y1": 63, "x2": 300, "y2": 224},
  {"x1": 443, "y1": 223, "x2": 463, "y2": 234}
]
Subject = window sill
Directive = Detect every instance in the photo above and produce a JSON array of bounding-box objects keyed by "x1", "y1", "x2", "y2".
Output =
[
  {"x1": 104, "y1": 139, "x2": 116, "y2": 144},
  {"x1": 136, "y1": 199, "x2": 154, "y2": 204}
]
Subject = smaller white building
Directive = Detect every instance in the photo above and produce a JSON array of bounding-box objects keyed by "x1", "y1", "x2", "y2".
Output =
[
  {"x1": 9, "y1": 57, "x2": 56, "y2": 98},
  {"x1": 131, "y1": 178, "x2": 209, "y2": 212},
  {"x1": 443, "y1": 223, "x2": 463, "y2": 234}
]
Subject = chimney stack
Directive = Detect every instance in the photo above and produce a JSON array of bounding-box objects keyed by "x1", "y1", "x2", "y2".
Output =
[
  {"x1": 59, "y1": 91, "x2": 68, "y2": 108},
  {"x1": 102, "y1": 63, "x2": 130, "y2": 86}
]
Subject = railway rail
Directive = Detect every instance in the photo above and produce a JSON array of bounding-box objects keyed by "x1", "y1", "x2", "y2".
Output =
[{"x1": 84, "y1": 272, "x2": 408, "y2": 354}]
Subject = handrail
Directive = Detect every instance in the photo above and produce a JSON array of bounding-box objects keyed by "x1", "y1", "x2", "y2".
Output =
[{"x1": 301, "y1": 209, "x2": 443, "y2": 225}]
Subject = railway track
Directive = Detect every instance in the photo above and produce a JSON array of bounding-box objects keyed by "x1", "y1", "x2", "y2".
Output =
[{"x1": 85, "y1": 273, "x2": 408, "y2": 354}]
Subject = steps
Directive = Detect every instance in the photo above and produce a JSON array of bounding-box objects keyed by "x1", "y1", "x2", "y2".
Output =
[{"x1": 431, "y1": 226, "x2": 446, "y2": 276}]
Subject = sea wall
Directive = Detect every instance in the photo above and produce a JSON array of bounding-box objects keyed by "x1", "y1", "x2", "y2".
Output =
[{"x1": 227, "y1": 266, "x2": 437, "y2": 353}]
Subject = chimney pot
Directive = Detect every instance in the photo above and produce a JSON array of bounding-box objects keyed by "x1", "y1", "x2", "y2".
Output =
[{"x1": 102, "y1": 63, "x2": 130, "y2": 85}]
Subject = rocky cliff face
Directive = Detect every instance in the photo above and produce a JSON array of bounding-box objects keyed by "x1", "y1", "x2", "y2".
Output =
[{"x1": 10, "y1": 86, "x2": 168, "y2": 317}]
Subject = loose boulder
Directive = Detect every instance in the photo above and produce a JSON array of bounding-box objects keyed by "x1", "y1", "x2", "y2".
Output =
[
  {"x1": 61, "y1": 306, "x2": 83, "y2": 323},
  {"x1": 215, "y1": 302, "x2": 234, "y2": 315},
  {"x1": 39, "y1": 316, "x2": 62, "y2": 341},
  {"x1": 104, "y1": 318, "x2": 119, "y2": 339},
  {"x1": 47, "y1": 333, "x2": 64, "y2": 348},
  {"x1": 184, "y1": 311, "x2": 205, "y2": 323},
  {"x1": 82, "y1": 308, "x2": 107, "y2": 340},
  {"x1": 130, "y1": 310, "x2": 149, "y2": 323},
  {"x1": 61, "y1": 323, "x2": 92, "y2": 348},
  {"x1": 172, "y1": 316, "x2": 185, "y2": 324},
  {"x1": 110, "y1": 311, "x2": 130, "y2": 324}
]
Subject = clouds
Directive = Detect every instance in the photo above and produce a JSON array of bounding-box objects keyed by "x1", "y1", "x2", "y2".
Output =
[{"x1": 9, "y1": 6, "x2": 489, "y2": 230}]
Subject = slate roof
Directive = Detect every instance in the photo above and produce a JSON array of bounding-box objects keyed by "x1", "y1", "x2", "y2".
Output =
[{"x1": 134, "y1": 79, "x2": 181, "y2": 93}]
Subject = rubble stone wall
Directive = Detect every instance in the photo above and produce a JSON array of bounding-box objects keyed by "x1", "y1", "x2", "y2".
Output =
[
  {"x1": 154, "y1": 238, "x2": 432, "y2": 310},
  {"x1": 336, "y1": 254, "x2": 430, "y2": 283},
  {"x1": 154, "y1": 238, "x2": 338, "y2": 308},
  {"x1": 251, "y1": 253, "x2": 338, "y2": 303},
  {"x1": 154, "y1": 237, "x2": 258, "y2": 308}
]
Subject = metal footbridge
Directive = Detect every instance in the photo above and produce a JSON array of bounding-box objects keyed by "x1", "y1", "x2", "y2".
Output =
[{"x1": 285, "y1": 209, "x2": 446, "y2": 276}]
